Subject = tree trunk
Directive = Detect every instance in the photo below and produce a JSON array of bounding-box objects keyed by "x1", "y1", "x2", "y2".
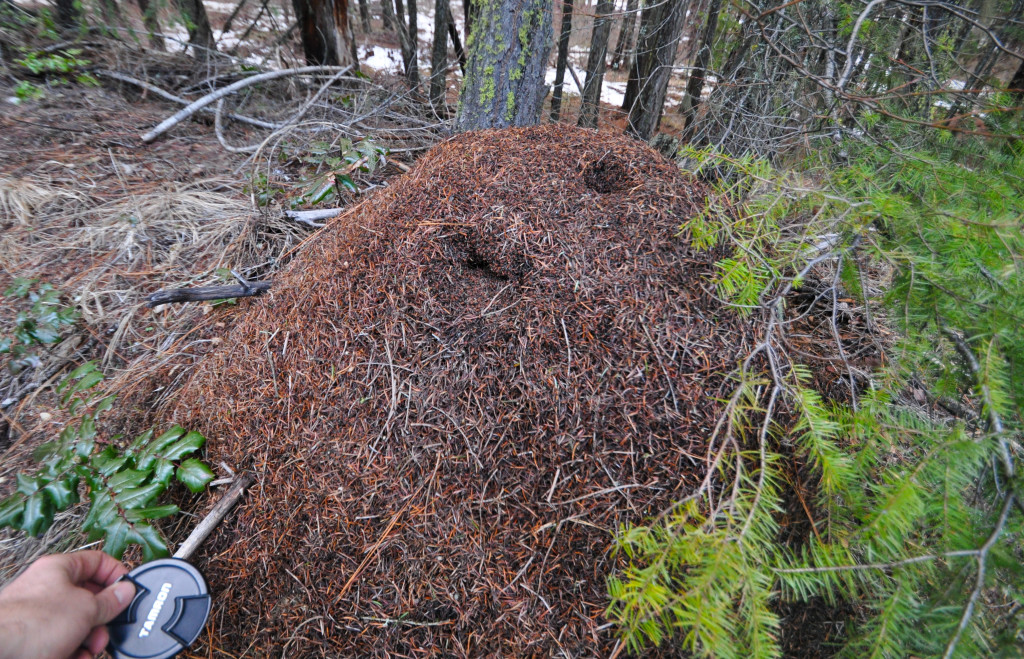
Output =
[
  {"x1": 394, "y1": 0, "x2": 419, "y2": 83},
  {"x1": 293, "y1": 0, "x2": 357, "y2": 67},
  {"x1": 55, "y1": 0, "x2": 78, "y2": 29},
  {"x1": 447, "y1": 12, "x2": 466, "y2": 73},
  {"x1": 381, "y1": 0, "x2": 397, "y2": 31},
  {"x1": 463, "y1": 0, "x2": 478, "y2": 39},
  {"x1": 175, "y1": 0, "x2": 217, "y2": 56},
  {"x1": 135, "y1": 0, "x2": 166, "y2": 50},
  {"x1": 357, "y1": 0, "x2": 371, "y2": 32},
  {"x1": 679, "y1": 0, "x2": 721, "y2": 142},
  {"x1": 549, "y1": 0, "x2": 574, "y2": 121},
  {"x1": 578, "y1": 0, "x2": 614, "y2": 128},
  {"x1": 609, "y1": 0, "x2": 637, "y2": 70},
  {"x1": 1009, "y1": 56, "x2": 1024, "y2": 104},
  {"x1": 455, "y1": 0, "x2": 553, "y2": 131},
  {"x1": 624, "y1": 0, "x2": 688, "y2": 140},
  {"x1": 407, "y1": 0, "x2": 420, "y2": 83},
  {"x1": 430, "y1": 0, "x2": 450, "y2": 108}
]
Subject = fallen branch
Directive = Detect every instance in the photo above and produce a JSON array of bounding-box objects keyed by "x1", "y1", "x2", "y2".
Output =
[
  {"x1": 97, "y1": 70, "x2": 279, "y2": 130},
  {"x1": 174, "y1": 474, "x2": 253, "y2": 560},
  {"x1": 284, "y1": 208, "x2": 344, "y2": 226},
  {"x1": 141, "y1": 65, "x2": 353, "y2": 143},
  {"x1": 147, "y1": 280, "x2": 271, "y2": 307}
]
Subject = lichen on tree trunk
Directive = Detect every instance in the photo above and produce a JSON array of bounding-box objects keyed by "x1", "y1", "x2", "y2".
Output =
[{"x1": 455, "y1": 0, "x2": 553, "y2": 131}]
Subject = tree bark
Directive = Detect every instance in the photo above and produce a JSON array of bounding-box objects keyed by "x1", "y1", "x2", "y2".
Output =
[
  {"x1": 456, "y1": 0, "x2": 553, "y2": 131},
  {"x1": 1009, "y1": 56, "x2": 1024, "y2": 104},
  {"x1": 293, "y1": 0, "x2": 357, "y2": 66},
  {"x1": 549, "y1": 0, "x2": 574, "y2": 121},
  {"x1": 624, "y1": 0, "x2": 688, "y2": 140},
  {"x1": 175, "y1": 0, "x2": 218, "y2": 56},
  {"x1": 135, "y1": 0, "x2": 166, "y2": 50},
  {"x1": 430, "y1": 0, "x2": 450, "y2": 108},
  {"x1": 55, "y1": 0, "x2": 78, "y2": 29},
  {"x1": 394, "y1": 0, "x2": 419, "y2": 83},
  {"x1": 578, "y1": 0, "x2": 614, "y2": 128},
  {"x1": 407, "y1": 0, "x2": 420, "y2": 84},
  {"x1": 381, "y1": 0, "x2": 397, "y2": 31},
  {"x1": 447, "y1": 12, "x2": 466, "y2": 73},
  {"x1": 679, "y1": 0, "x2": 721, "y2": 142},
  {"x1": 357, "y1": 0, "x2": 371, "y2": 32},
  {"x1": 463, "y1": 0, "x2": 478, "y2": 39},
  {"x1": 609, "y1": 0, "x2": 637, "y2": 70}
]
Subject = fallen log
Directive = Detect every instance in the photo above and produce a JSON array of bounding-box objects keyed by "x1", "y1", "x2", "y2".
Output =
[{"x1": 147, "y1": 280, "x2": 271, "y2": 307}]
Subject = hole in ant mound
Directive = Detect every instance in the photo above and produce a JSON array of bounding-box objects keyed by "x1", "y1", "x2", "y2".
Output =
[
  {"x1": 464, "y1": 251, "x2": 508, "y2": 282},
  {"x1": 581, "y1": 157, "x2": 631, "y2": 193}
]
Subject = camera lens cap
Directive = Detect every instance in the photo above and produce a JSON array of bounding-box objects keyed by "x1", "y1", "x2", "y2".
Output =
[{"x1": 106, "y1": 558, "x2": 211, "y2": 659}]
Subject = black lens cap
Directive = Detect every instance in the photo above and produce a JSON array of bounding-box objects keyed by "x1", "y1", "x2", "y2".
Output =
[{"x1": 107, "y1": 558, "x2": 211, "y2": 659}]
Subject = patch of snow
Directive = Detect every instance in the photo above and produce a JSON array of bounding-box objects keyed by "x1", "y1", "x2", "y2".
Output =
[{"x1": 364, "y1": 46, "x2": 404, "y2": 73}]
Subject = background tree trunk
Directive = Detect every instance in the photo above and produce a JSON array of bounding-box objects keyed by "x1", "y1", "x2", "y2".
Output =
[
  {"x1": 135, "y1": 0, "x2": 166, "y2": 50},
  {"x1": 624, "y1": 0, "x2": 688, "y2": 140},
  {"x1": 549, "y1": 0, "x2": 574, "y2": 121},
  {"x1": 175, "y1": 0, "x2": 217, "y2": 56},
  {"x1": 381, "y1": 0, "x2": 397, "y2": 31},
  {"x1": 679, "y1": 0, "x2": 721, "y2": 142},
  {"x1": 609, "y1": 0, "x2": 637, "y2": 70},
  {"x1": 407, "y1": 0, "x2": 420, "y2": 83},
  {"x1": 430, "y1": 0, "x2": 450, "y2": 108},
  {"x1": 394, "y1": 0, "x2": 419, "y2": 83},
  {"x1": 447, "y1": 12, "x2": 466, "y2": 73},
  {"x1": 578, "y1": 0, "x2": 614, "y2": 128},
  {"x1": 55, "y1": 0, "x2": 78, "y2": 29},
  {"x1": 463, "y1": 0, "x2": 477, "y2": 40},
  {"x1": 357, "y1": 0, "x2": 371, "y2": 32},
  {"x1": 293, "y1": 0, "x2": 357, "y2": 66},
  {"x1": 456, "y1": 0, "x2": 553, "y2": 131}
]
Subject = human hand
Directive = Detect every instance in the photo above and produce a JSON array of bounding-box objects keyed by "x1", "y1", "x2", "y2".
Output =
[{"x1": 0, "y1": 550, "x2": 136, "y2": 659}]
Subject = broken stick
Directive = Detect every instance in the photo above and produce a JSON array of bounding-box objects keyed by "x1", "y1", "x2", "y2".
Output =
[
  {"x1": 174, "y1": 474, "x2": 253, "y2": 560},
  {"x1": 146, "y1": 281, "x2": 272, "y2": 307}
]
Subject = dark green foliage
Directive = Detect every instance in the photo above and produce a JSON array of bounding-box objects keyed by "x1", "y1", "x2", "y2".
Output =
[
  {"x1": 607, "y1": 134, "x2": 1024, "y2": 657},
  {"x1": 0, "y1": 279, "x2": 79, "y2": 374},
  {"x1": 0, "y1": 362, "x2": 214, "y2": 560}
]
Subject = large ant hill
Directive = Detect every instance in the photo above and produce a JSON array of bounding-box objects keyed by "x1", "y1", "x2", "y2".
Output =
[{"x1": 171, "y1": 124, "x2": 758, "y2": 656}]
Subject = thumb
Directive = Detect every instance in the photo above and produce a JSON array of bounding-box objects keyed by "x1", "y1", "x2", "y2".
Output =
[{"x1": 92, "y1": 579, "x2": 137, "y2": 625}]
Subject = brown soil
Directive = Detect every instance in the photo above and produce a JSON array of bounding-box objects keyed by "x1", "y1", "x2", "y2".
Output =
[{"x1": 169, "y1": 123, "x2": 760, "y2": 657}]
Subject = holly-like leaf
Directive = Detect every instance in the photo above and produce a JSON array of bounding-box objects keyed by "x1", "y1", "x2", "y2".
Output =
[
  {"x1": 129, "y1": 523, "x2": 170, "y2": 561},
  {"x1": 152, "y1": 458, "x2": 175, "y2": 487},
  {"x1": 16, "y1": 472, "x2": 41, "y2": 496},
  {"x1": 161, "y1": 431, "x2": 206, "y2": 461},
  {"x1": 106, "y1": 468, "x2": 150, "y2": 493},
  {"x1": 176, "y1": 459, "x2": 215, "y2": 493},
  {"x1": 4, "y1": 277, "x2": 35, "y2": 297},
  {"x1": 19, "y1": 492, "x2": 53, "y2": 537},
  {"x1": 102, "y1": 517, "x2": 131, "y2": 559},
  {"x1": 0, "y1": 495, "x2": 24, "y2": 528},
  {"x1": 43, "y1": 475, "x2": 79, "y2": 509},
  {"x1": 125, "y1": 504, "x2": 179, "y2": 522},
  {"x1": 114, "y1": 483, "x2": 162, "y2": 508}
]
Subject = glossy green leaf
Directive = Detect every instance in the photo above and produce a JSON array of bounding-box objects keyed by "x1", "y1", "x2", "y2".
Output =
[
  {"x1": 129, "y1": 523, "x2": 170, "y2": 561},
  {"x1": 160, "y1": 431, "x2": 206, "y2": 461},
  {"x1": 32, "y1": 441, "x2": 58, "y2": 463},
  {"x1": 152, "y1": 458, "x2": 175, "y2": 487},
  {"x1": 0, "y1": 495, "x2": 24, "y2": 527},
  {"x1": 43, "y1": 475, "x2": 79, "y2": 509},
  {"x1": 102, "y1": 517, "x2": 130, "y2": 559},
  {"x1": 176, "y1": 459, "x2": 215, "y2": 493},
  {"x1": 91, "y1": 446, "x2": 128, "y2": 476},
  {"x1": 114, "y1": 483, "x2": 162, "y2": 508},
  {"x1": 125, "y1": 504, "x2": 179, "y2": 522},
  {"x1": 106, "y1": 468, "x2": 149, "y2": 493},
  {"x1": 19, "y1": 492, "x2": 53, "y2": 537},
  {"x1": 16, "y1": 472, "x2": 41, "y2": 496}
]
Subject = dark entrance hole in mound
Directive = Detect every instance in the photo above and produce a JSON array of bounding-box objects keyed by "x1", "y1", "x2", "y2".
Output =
[{"x1": 582, "y1": 156, "x2": 632, "y2": 193}]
